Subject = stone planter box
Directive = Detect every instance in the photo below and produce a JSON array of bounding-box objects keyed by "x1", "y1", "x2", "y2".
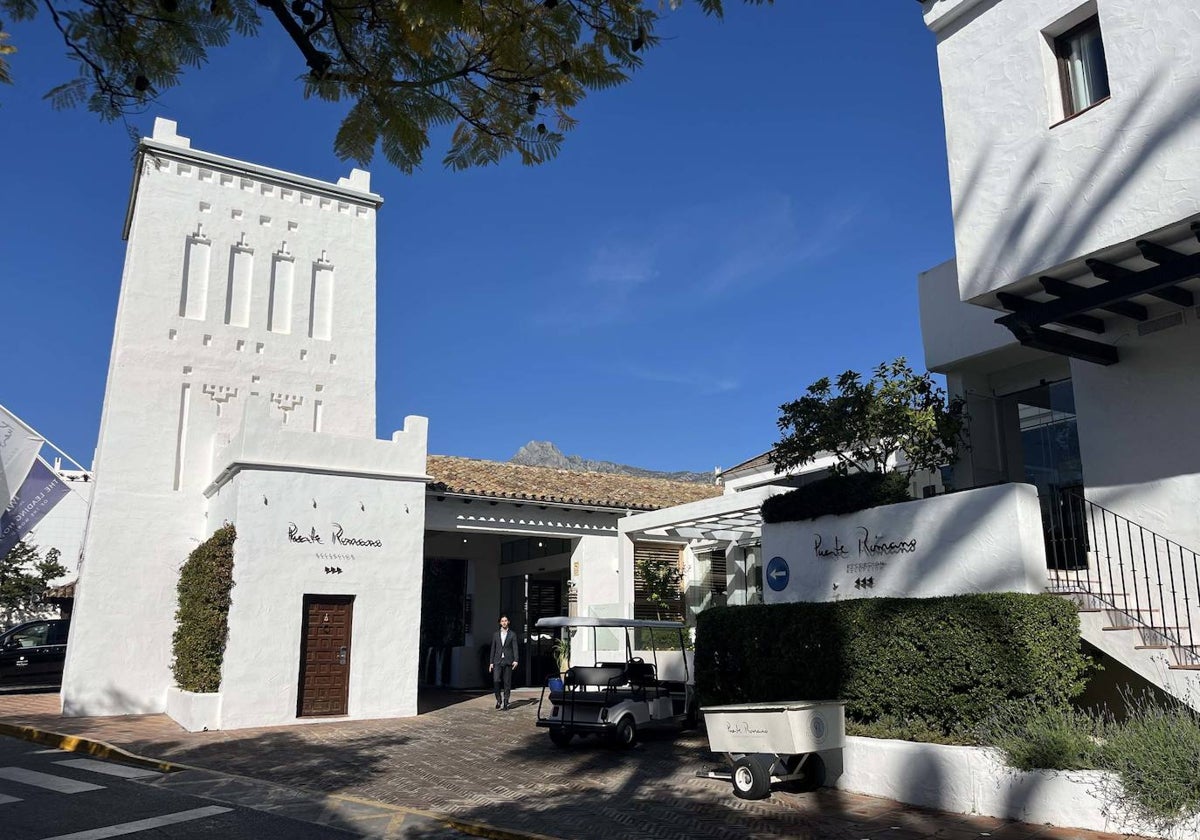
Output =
[
  {"x1": 166, "y1": 687, "x2": 222, "y2": 732},
  {"x1": 831, "y1": 736, "x2": 1198, "y2": 840}
]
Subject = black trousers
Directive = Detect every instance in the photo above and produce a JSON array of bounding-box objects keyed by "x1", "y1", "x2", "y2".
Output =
[{"x1": 493, "y1": 663, "x2": 513, "y2": 703}]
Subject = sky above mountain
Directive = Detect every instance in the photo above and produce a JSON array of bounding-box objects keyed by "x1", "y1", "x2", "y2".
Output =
[{"x1": 1, "y1": 2, "x2": 953, "y2": 475}]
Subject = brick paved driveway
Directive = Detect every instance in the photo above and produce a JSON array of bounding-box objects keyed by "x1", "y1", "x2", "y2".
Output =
[{"x1": 0, "y1": 687, "x2": 1146, "y2": 840}]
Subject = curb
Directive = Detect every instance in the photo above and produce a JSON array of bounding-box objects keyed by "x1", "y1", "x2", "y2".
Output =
[
  {"x1": 0, "y1": 721, "x2": 182, "y2": 773},
  {"x1": 0, "y1": 719, "x2": 558, "y2": 840}
]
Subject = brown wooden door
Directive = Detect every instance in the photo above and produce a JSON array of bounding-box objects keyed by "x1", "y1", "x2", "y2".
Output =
[{"x1": 297, "y1": 595, "x2": 354, "y2": 717}]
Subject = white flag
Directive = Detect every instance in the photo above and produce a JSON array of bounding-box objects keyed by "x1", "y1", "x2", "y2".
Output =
[{"x1": 0, "y1": 403, "x2": 44, "y2": 512}]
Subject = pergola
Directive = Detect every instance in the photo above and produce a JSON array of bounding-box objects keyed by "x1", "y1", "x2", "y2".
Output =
[{"x1": 994, "y1": 220, "x2": 1200, "y2": 365}]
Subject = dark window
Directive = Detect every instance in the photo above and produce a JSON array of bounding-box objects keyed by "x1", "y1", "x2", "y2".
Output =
[
  {"x1": 500, "y1": 537, "x2": 571, "y2": 565},
  {"x1": 47, "y1": 622, "x2": 70, "y2": 646},
  {"x1": 1056, "y1": 16, "x2": 1110, "y2": 118},
  {"x1": 12, "y1": 622, "x2": 50, "y2": 648}
]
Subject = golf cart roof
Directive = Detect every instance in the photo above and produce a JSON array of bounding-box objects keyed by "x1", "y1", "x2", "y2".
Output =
[{"x1": 534, "y1": 616, "x2": 685, "y2": 630}]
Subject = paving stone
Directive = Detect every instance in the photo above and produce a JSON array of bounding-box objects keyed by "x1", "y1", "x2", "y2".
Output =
[{"x1": 0, "y1": 688, "x2": 1157, "y2": 840}]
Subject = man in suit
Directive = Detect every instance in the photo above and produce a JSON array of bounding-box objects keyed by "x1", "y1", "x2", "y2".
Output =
[{"x1": 489, "y1": 615, "x2": 519, "y2": 710}]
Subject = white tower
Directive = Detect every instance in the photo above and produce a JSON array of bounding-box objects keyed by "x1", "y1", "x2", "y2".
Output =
[{"x1": 63, "y1": 119, "x2": 429, "y2": 728}]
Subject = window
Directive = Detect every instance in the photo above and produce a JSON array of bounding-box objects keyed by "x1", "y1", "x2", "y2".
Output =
[
  {"x1": 500, "y1": 536, "x2": 571, "y2": 565},
  {"x1": 12, "y1": 623, "x2": 50, "y2": 648},
  {"x1": 1055, "y1": 16, "x2": 1110, "y2": 118},
  {"x1": 633, "y1": 542, "x2": 684, "y2": 621}
]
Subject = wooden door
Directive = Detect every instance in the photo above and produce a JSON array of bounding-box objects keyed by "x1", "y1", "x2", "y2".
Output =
[{"x1": 297, "y1": 596, "x2": 354, "y2": 717}]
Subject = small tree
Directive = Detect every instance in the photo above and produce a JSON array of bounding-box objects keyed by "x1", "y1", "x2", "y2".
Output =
[
  {"x1": 171, "y1": 525, "x2": 236, "y2": 693},
  {"x1": 0, "y1": 541, "x2": 68, "y2": 626},
  {"x1": 636, "y1": 554, "x2": 684, "y2": 620},
  {"x1": 771, "y1": 357, "x2": 966, "y2": 480}
]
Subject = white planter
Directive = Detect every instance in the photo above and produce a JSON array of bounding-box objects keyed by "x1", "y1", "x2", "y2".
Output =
[
  {"x1": 165, "y1": 687, "x2": 223, "y2": 732},
  {"x1": 831, "y1": 736, "x2": 1199, "y2": 840}
]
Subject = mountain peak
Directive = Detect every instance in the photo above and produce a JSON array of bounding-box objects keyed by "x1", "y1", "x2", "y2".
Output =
[{"x1": 509, "y1": 441, "x2": 714, "y2": 485}]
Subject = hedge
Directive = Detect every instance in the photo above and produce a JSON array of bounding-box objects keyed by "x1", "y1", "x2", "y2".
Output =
[
  {"x1": 761, "y1": 471, "x2": 912, "y2": 524},
  {"x1": 171, "y1": 524, "x2": 236, "y2": 693},
  {"x1": 695, "y1": 594, "x2": 1091, "y2": 735}
]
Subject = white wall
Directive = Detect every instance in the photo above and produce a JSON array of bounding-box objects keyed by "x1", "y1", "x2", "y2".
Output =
[
  {"x1": 571, "y1": 534, "x2": 621, "y2": 618},
  {"x1": 926, "y1": 0, "x2": 1200, "y2": 301},
  {"x1": 919, "y1": 259, "x2": 1024, "y2": 370},
  {"x1": 833, "y1": 736, "x2": 1196, "y2": 840},
  {"x1": 1072, "y1": 314, "x2": 1200, "y2": 551},
  {"x1": 762, "y1": 484, "x2": 1048, "y2": 603},
  {"x1": 207, "y1": 460, "x2": 426, "y2": 729},
  {"x1": 22, "y1": 479, "x2": 91, "y2": 582}
]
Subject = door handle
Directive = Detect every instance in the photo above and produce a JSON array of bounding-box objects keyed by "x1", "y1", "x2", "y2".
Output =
[{"x1": 337, "y1": 646, "x2": 347, "y2": 666}]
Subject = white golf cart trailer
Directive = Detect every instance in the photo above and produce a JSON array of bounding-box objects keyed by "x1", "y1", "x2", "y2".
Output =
[{"x1": 534, "y1": 616, "x2": 697, "y2": 749}]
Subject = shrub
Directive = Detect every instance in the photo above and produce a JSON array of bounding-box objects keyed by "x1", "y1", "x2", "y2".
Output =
[
  {"x1": 171, "y1": 525, "x2": 236, "y2": 693},
  {"x1": 1100, "y1": 693, "x2": 1200, "y2": 830},
  {"x1": 695, "y1": 594, "x2": 1091, "y2": 737},
  {"x1": 761, "y1": 471, "x2": 912, "y2": 525},
  {"x1": 980, "y1": 701, "x2": 1108, "y2": 771}
]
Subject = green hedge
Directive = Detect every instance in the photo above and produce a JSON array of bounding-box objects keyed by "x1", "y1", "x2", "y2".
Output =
[
  {"x1": 171, "y1": 525, "x2": 236, "y2": 693},
  {"x1": 695, "y1": 594, "x2": 1091, "y2": 735},
  {"x1": 761, "y1": 471, "x2": 912, "y2": 524}
]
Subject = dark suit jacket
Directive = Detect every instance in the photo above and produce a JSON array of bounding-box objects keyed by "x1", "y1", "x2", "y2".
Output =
[{"x1": 490, "y1": 629, "x2": 519, "y2": 668}]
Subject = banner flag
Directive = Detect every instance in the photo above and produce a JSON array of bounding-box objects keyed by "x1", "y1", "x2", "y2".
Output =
[
  {"x1": 0, "y1": 403, "x2": 44, "y2": 512},
  {"x1": 0, "y1": 458, "x2": 70, "y2": 559}
]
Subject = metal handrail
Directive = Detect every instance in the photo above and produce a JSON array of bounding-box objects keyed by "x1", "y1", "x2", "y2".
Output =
[{"x1": 1043, "y1": 487, "x2": 1198, "y2": 666}]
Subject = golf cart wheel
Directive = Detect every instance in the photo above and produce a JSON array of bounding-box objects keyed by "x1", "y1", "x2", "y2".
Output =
[
  {"x1": 731, "y1": 756, "x2": 771, "y2": 800},
  {"x1": 790, "y1": 753, "x2": 827, "y2": 793},
  {"x1": 548, "y1": 728, "x2": 573, "y2": 748},
  {"x1": 611, "y1": 716, "x2": 637, "y2": 749}
]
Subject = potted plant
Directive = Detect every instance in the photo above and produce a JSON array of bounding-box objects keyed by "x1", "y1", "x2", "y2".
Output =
[{"x1": 552, "y1": 634, "x2": 571, "y2": 675}]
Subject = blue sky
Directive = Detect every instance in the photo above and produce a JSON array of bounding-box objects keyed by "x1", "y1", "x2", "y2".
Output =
[{"x1": 1, "y1": 1, "x2": 953, "y2": 474}]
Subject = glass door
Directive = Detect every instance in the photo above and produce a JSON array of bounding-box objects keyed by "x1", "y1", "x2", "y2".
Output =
[{"x1": 1003, "y1": 379, "x2": 1087, "y2": 570}]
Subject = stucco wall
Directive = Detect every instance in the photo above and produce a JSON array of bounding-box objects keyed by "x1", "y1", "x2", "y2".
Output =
[
  {"x1": 209, "y1": 467, "x2": 426, "y2": 729},
  {"x1": 927, "y1": 0, "x2": 1200, "y2": 301},
  {"x1": 1072, "y1": 314, "x2": 1200, "y2": 550},
  {"x1": 919, "y1": 259, "x2": 1022, "y2": 370},
  {"x1": 762, "y1": 484, "x2": 1048, "y2": 603}
]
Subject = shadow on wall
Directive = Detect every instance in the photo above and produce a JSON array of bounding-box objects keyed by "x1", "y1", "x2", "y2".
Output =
[{"x1": 956, "y1": 69, "x2": 1200, "y2": 300}]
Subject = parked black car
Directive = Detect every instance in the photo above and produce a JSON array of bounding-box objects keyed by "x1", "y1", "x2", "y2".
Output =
[{"x1": 0, "y1": 618, "x2": 70, "y2": 684}]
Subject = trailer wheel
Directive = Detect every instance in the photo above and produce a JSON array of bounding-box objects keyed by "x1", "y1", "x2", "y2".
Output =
[
  {"x1": 731, "y1": 756, "x2": 770, "y2": 800},
  {"x1": 611, "y1": 716, "x2": 637, "y2": 749}
]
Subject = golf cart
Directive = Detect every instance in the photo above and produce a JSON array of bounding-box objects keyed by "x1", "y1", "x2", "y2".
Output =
[{"x1": 534, "y1": 616, "x2": 697, "y2": 749}]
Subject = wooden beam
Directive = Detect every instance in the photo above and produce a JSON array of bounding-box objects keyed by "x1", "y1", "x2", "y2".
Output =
[
  {"x1": 996, "y1": 291, "x2": 1105, "y2": 334},
  {"x1": 1087, "y1": 258, "x2": 1195, "y2": 307},
  {"x1": 997, "y1": 251, "x2": 1200, "y2": 331},
  {"x1": 1038, "y1": 276, "x2": 1148, "y2": 321},
  {"x1": 1000, "y1": 320, "x2": 1119, "y2": 365},
  {"x1": 1136, "y1": 239, "x2": 1186, "y2": 265}
]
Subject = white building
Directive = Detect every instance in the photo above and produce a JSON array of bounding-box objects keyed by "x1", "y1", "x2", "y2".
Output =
[
  {"x1": 917, "y1": 0, "x2": 1200, "y2": 703},
  {"x1": 55, "y1": 118, "x2": 718, "y2": 728}
]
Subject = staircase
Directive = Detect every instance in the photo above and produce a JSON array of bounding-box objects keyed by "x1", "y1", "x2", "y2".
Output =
[{"x1": 1043, "y1": 489, "x2": 1200, "y2": 711}]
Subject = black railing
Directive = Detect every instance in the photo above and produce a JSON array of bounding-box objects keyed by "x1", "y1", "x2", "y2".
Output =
[{"x1": 1044, "y1": 488, "x2": 1199, "y2": 668}]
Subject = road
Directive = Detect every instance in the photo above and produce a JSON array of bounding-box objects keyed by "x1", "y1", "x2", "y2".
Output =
[{"x1": 0, "y1": 733, "x2": 363, "y2": 840}]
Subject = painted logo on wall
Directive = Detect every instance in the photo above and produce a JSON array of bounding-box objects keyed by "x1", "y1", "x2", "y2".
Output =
[{"x1": 287, "y1": 522, "x2": 383, "y2": 548}]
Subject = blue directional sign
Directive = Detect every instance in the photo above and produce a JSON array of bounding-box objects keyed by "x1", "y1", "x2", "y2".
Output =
[{"x1": 766, "y1": 556, "x2": 790, "y2": 592}]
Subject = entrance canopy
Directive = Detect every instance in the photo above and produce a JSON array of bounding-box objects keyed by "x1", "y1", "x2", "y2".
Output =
[{"x1": 618, "y1": 484, "x2": 785, "y2": 545}]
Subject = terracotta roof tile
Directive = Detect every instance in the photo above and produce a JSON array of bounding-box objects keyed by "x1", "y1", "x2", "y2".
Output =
[{"x1": 426, "y1": 455, "x2": 722, "y2": 511}]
